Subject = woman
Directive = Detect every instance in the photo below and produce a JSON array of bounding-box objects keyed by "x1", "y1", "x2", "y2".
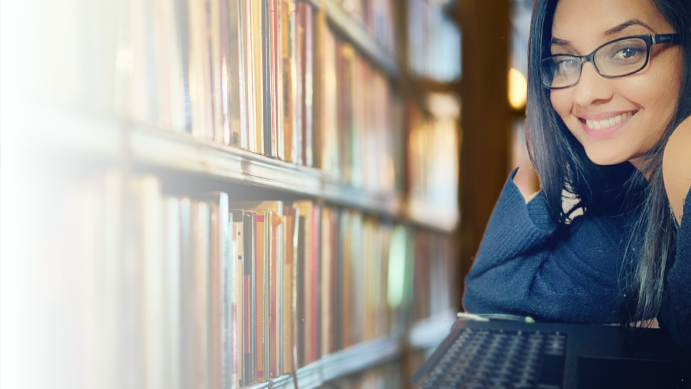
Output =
[{"x1": 463, "y1": 0, "x2": 691, "y2": 353}]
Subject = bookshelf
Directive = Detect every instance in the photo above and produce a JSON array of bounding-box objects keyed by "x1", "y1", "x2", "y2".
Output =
[{"x1": 1, "y1": 0, "x2": 462, "y2": 388}]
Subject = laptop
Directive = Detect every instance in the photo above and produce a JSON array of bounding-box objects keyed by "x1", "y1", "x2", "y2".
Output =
[{"x1": 411, "y1": 318, "x2": 691, "y2": 389}]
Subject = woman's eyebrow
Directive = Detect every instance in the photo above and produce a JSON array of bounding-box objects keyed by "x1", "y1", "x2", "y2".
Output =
[
  {"x1": 550, "y1": 19, "x2": 655, "y2": 47},
  {"x1": 604, "y1": 19, "x2": 655, "y2": 35},
  {"x1": 550, "y1": 37, "x2": 569, "y2": 46}
]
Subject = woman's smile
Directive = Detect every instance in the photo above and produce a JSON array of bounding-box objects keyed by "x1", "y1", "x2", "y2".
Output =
[{"x1": 577, "y1": 110, "x2": 637, "y2": 140}]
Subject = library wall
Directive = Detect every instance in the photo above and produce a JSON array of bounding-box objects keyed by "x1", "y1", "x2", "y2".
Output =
[{"x1": 1, "y1": 1, "x2": 464, "y2": 389}]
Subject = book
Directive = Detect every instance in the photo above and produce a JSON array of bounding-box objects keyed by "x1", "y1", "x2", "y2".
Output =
[
  {"x1": 206, "y1": 193, "x2": 230, "y2": 389},
  {"x1": 230, "y1": 210, "x2": 245, "y2": 388},
  {"x1": 242, "y1": 211, "x2": 254, "y2": 384},
  {"x1": 163, "y1": 196, "x2": 182, "y2": 389},
  {"x1": 241, "y1": 0, "x2": 256, "y2": 150},
  {"x1": 281, "y1": 204, "x2": 299, "y2": 374},
  {"x1": 281, "y1": 0, "x2": 296, "y2": 163},
  {"x1": 227, "y1": 0, "x2": 247, "y2": 147},
  {"x1": 298, "y1": 3, "x2": 313, "y2": 167},
  {"x1": 294, "y1": 205, "x2": 307, "y2": 368}
]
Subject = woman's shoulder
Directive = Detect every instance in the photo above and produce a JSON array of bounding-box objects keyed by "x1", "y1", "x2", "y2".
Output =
[{"x1": 663, "y1": 117, "x2": 691, "y2": 225}]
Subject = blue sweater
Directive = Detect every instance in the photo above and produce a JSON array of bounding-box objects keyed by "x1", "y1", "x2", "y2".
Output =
[{"x1": 464, "y1": 169, "x2": 691, "y2": 353}]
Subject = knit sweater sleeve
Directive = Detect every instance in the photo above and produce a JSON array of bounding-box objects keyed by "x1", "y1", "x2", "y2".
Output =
[
  {"x1": 463, "y1": 169, "x2": 627, "y2": 323},
  {"x1": 658, "y1": 188, "x2": 691, "y2": 354}
]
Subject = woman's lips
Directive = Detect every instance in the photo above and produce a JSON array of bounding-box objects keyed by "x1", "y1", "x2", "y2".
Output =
[{"x1": 579, "y1": 111, "x2": 637, "y2": 140}]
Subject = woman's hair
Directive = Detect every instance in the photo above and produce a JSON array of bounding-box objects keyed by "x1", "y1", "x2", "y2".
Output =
[{"x1": 526, "y1": 0, "x2": 691, "y2": 325}]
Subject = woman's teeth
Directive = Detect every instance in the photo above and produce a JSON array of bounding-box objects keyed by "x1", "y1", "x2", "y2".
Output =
[{"x1": 585, "y1": 112, "x2": 633, "y2": 130}]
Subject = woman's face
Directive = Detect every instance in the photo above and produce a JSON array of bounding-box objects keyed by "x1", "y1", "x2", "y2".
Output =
[{"x1": 549, "y1": 0, "x2": 683, "y2": 169}]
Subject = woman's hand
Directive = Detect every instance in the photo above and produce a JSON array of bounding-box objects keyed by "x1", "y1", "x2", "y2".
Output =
[{"x1": 663, "y1": 117, "x2": 691, "y2": 224}]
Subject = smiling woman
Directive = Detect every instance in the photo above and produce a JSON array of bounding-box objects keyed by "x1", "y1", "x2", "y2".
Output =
[{"x1": 463, "y1": 0, "x2": 691, "y2": 355}]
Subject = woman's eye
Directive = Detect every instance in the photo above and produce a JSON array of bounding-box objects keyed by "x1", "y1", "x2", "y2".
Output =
[
  {"x1": 557, "y1": 59, "x2": 579, "y2": 71},
  {"x1": 615, "y1": 47, "x2": 641, "y2": 59}
]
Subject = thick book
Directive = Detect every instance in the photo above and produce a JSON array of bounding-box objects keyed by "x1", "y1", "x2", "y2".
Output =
[
  {"x1": 281, "y1": 0, "x2": 296, "y2": 163},
  {"x1": 250, "y1": 0, "x2": 264, "y2": 153},
  {"x1": 311, "y1": 203, "x2": 321, "y2": 362},
  {"x1": 339, "y1": 209, "x2": 352, "y2": 349},
  {"x1": 241, "y1": 212, "x2": 254, "y2": 384},
  {"x1": 253, "y1": 212, "x2": 267, "y2": 382},
  {"x1": 261, "y1": 0, "x2": 273, "y2": 156},
  {"x1": 131, "y1": 176, "x2": 164, "y2": 389},
  {"x1": 269, "y1": 211, "x2": 283, "y2": 377},
  {"x1": 210, "y1": 0, "x2": 225, "y2": 144},
  {"x1": 281, "y1": 204, "x2": 299, "y2": 374},
  {"x1": 163, "y1": 196, "x2": 182, "y2": 389},
  {"x1": 230, "y1": 210, "x2": 244, "y2": 388},
  {"x1": 241, "y1": 0, "x2": 255, "y2": 150},
  {"x1": 297, "y1": 3, "x2": 313, "y2": 167},
  {"x1": 227, "y1": 0, "x2": 247, "y2": 148},
  {"x1": 191, "y1": 201, "x2": 211, "y2": 389},
  {"x1": 320, "y1": 206, "x2": 333, "y2": 357},
  {"x1": 293, "y1": 200, "x2": 313, "y2": 368}
]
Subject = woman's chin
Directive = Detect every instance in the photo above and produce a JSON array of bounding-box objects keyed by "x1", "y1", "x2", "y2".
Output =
[{"x1": 584, "y1": 150, "x2": 627, "y2": 167}]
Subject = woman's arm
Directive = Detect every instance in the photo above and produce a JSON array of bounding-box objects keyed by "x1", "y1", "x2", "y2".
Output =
[
  {"x1": 463, "y1": 170, "x2": 630, "y2": 324},
  {"x1": 659, "y1": 118, "x2": 691, "y2": 354},
  {"x1": 663, "y1": 117, "x2": 691, "y2": 223}
]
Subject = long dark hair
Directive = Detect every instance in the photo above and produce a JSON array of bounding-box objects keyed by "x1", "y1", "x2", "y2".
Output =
[{"x1": 526, "y1": 0, "x2": 691, "y2": 325}]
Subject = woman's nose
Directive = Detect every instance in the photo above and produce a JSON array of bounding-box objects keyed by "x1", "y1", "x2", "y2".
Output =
[{"x1": 572, "y1": 62, "x2": 614, "y2": 107}]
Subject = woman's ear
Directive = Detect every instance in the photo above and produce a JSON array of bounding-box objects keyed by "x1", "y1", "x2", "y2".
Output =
[{"x1": 663, "y1": 117, "x2": 691, "y2": 224}]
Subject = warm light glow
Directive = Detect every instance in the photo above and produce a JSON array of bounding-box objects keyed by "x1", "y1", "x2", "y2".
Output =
[{"x1": 508, "y1": 68, "x2": 528, "y2": 110}]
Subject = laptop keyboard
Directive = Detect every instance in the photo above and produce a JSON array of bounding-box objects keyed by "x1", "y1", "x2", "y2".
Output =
[{"x1": 420, "y1": 328, "x2": 567, "y2": 389}]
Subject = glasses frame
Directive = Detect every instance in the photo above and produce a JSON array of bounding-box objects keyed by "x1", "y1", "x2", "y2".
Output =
[{"x1": 541, "y1": 33, "x2": 681, "y2": 90}]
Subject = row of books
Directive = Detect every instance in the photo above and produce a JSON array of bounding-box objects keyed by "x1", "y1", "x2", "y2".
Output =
[
  {"x1": 23, "y1": 162, "x2": 455, "y2": 389},
  {"x1": 122, "y1": 174, "x2": 455, "y2": 388},
  {"x1": 411, "y1": 228, "x2": 457, "y2": 323},
  {"x1": 407, "y1": 0, "x2": 462, "y2": 82},
  {"x1": 337, "y1": 0, "x2": 397, "y2": 55},
  {"x1": 407, "y1": 93, "x2": 460, "y2": 214},
  {"x1": 125, "y1": 0, "x2": 403, "y2": 194}
]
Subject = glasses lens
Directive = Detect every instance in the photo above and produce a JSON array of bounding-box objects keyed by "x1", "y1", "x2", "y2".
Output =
[
  {"x1": 595, "y1": 38, "x2": 648, "y2": 77},
  {"x1": 542, "y1": 55, "x2": 581, "y2": 88}
]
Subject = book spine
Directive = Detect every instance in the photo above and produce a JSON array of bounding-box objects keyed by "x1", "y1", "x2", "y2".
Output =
[
  {"x1": 163, "y1": 197, "x2": 182, "y2": 389},
  {"x1": 254, "y1": 213, "x2": 266, "y2": 382},
  {"x1": 312, "y1": 204, "x2": 321, "y2": 361},
  {"x1": 269, "y1": 0, "x2": 279, "y2": 158},
  {"x1": 210, "y1": 0, "x2": 224, "y2": 144},
  {"x1": 242, "y1": 213, "x2": 253, "y2": 384},
  {"x1": 230, "y1": 215, "x2": 242, "y2": 389},
  {"x1": 281, "y1": 207, "x2": 295, "y2": 374},
  {"x1": 250, "y1": 0, "x2": 263, "y2": 153},
  {"x1": 302, "y1": 4, "x2": 313, "y2": 167},
  {"x1": 270, "y1": 213, "x2": 280, "y2": 378},
  {"x1": 227, "y1": 0, "x2": 246, "y2": 147},
  {"x1": 296, "y1": 214, "x2": 306, "y2": 368},
  {"x1": 295, "y1": 2, "x2": 304, "y2": 165},
  {"x1": 261, "y1": 0, "x2": 272, "y2": 156},
  {"x1": 202, "y1": 0, "x2": 216, "y2": 140}
]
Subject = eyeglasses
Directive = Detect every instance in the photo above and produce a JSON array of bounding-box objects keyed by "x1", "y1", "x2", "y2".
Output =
[{"x1": 541, "y1": 33, "x2": 681, "y2": 90}]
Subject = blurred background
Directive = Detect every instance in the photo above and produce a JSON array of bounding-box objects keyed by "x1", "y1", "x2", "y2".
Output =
[{"x1": 0, "y1": 0, "x2": 537, "y2": 388}]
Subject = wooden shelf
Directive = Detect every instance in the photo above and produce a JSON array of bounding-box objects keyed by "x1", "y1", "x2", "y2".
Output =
[
  {"x1": 130, "y1": 125, "x2": 404, "y2": 217},
  {"x1": 302, "y1": 0, "x2": 399, "y2": 78},
  {"x1": 244, "y1": 335, "x2": 403, "y2": 389},
  {"x1": 35, "y1": 108, "x2": 455, "y2": 231}
]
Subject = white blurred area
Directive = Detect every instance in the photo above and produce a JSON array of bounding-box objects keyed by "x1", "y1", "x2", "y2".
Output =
[{"x1": 1, "y1": 1, "x2": 128, "y2": 388}]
